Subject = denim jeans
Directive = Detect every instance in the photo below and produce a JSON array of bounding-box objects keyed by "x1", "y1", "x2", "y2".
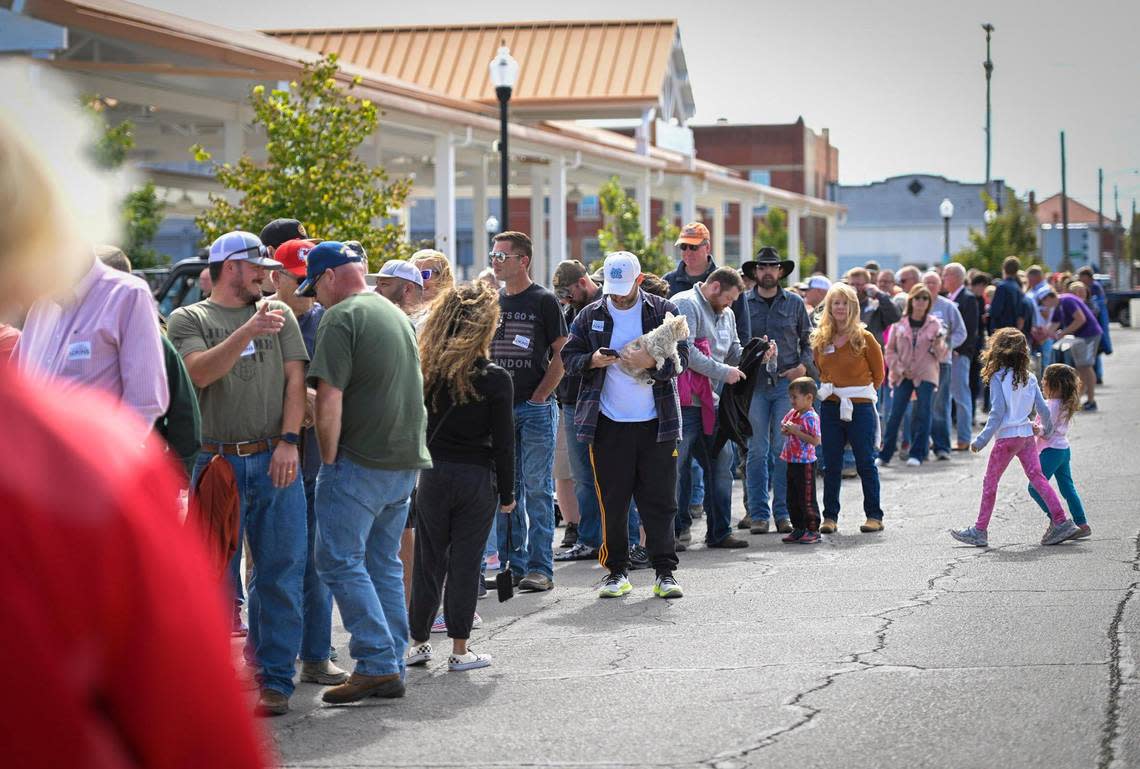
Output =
[
  {"x1": 820, "y1": 400, "x2": 882, "y2": 521},
  {"x1": 689, "y1": 460, "x2": 705, "y2": 506},
  {"x1": 880, "y1": 379, "x2": 934, "y2": 463},
  {"x1": 192, "y1": 450, "x2": 306, "y2": 696},
  {"x1": 499, "y1": 399, "x2": 557, "y2": 579},
  {"x1": 930, "y1": 362, "x2": 954, "y2": 454},
  {"x1": 300, "y1": 477, "x2": 335, "y2": 662},
  {"x1": 315, "y1": 457, "x2": 416, "y2": 678},
  {"x1": 950, "y1": 353, "x2": 973, "y2": 446},
  {"x1": 675, "y1": 406, "x2": 734, "y2": 544},
  {"x1": 745, "y1": 379, "x2": 790, "y2": 522}
]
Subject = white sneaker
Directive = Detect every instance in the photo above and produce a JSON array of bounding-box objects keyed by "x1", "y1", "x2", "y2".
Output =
[
  {"x1": 874, "y1": 457, "x2": 884, "y2": 467},
  {"x1": 906, "y1": 457, "x2": 921, "y2": 467},
  {"x1": 448, "y1": 650, "x2": 492, "y2": 671},
  {"x1": 406, "y1": 641, "x2": 433, "y2": 666}
]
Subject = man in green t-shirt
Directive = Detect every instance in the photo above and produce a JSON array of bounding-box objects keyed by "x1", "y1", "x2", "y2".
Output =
[
  {"x1": 167, "y1": 230, "x2": 310, "y2": 717},
  {"x1": 297, "y1": 241, "x2": 431, "y2": 704}
]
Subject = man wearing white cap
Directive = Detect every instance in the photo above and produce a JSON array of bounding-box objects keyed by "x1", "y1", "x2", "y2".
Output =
[
  {"x1": 803, "y1": 275, "x2": 831, "y2": 321},
  {"x1": 168, "y1": 230, "x2": 311, "y2": 716},
  {"x1": 372, "y1": 259, "x2": 427, "y2": 328},
  {"x1": 561, "y1": 251, "x2": 689, "y2": 600}
]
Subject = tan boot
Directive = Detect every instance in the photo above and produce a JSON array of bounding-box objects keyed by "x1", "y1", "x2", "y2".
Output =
[
  {"x1": 255, "y1": 688, "x2": 290, "y2": 717},
  {"x1": 300, "y1": 659, "x2": 349, "y2": 686},
  {"x1": 819, "y1": 519, "x2": 838, "y2": 534},
  {"x1": 321, "y1": 672, "x2": 404, "y2": 704}
]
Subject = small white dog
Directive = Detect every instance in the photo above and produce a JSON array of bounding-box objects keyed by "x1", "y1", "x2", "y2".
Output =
[{"x1": 616, "y1": 312, "x2": 689, "y2": 385}]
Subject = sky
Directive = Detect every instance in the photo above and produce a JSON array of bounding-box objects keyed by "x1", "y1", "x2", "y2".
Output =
[{"x1": 142, "y1": 0, "x2": 1140, "y2": 213}]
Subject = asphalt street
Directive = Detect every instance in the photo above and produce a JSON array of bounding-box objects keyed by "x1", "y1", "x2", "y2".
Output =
[{"x1": 271, "y1": 326, "x2": 1140, "y2": 769}]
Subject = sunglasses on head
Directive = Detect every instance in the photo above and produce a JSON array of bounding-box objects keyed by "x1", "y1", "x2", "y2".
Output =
[
  {"x1": 488, "y1": 251, "x2": 518, "y2": 263},
  {"x1": 679, "y1": 243, "x2": 706, "y2": 251},
  {"x1": 223, "y1": 244, "x2": 268, "y2": 262}
]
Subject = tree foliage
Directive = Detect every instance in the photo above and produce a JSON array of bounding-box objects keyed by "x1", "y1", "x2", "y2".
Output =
[
  {"x1": 594, "y1": 175, "x2": 679, "y2": 277},
  {"x1": 192, "y1": 55, "x2": 410, "y2": 272},
  {"x1": 752, "y1": 206, "x2": 818, "y2": 276},
  {"x1": 83, "y1": 97, "x2": 167, "y2": 268},
  {"x1": 952, "y1": 190, "x2": 1040, "y2": 276}
]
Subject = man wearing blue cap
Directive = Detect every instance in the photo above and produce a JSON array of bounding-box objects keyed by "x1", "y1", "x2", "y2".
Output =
[
  {"x1": 167, "y1": 230, "x2": 310, "y2": 716},
  {"x1": 298, "y1": 242, "x2": 433, "y2": 704}
]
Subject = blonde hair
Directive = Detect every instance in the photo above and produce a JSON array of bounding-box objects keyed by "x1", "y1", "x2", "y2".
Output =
[
  {"x1": 811, "y1": 283, "x2": 865, "y2": 355},
  {"x1": 412, "y1": 249, "x2": 455, "y2": 294},
  {"x1": 905, "y1": 284, "x2": 934, "y2": 319},
  {"x1": 419, "y1": 281, "x2": 500, "y2": 406}
]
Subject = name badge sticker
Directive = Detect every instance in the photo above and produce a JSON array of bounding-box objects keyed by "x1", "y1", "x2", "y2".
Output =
[
  {"x1": 824, "y1": 344, "x2": 836, "y2": 355},
  {"x1": 591, "y1": 319, "x2": 605, "y2": 332},
  {"x1": 67, "y1": 341, "x2": 92, "y2": 361},
  {"x1": 512, "y1": 335, "x2": 531, "y2": 350},
  {"x1": 241, "y1": 340, "x2": 257, "y2": 358}
]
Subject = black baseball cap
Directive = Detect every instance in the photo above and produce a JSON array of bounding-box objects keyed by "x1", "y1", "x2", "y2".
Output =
[{"x1": 260, "y1": 218, "x2": 309, "y2": 249}]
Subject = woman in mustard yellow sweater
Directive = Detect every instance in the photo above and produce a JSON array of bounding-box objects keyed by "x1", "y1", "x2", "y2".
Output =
[{"x1": 811, "y1": 283, "x2": 885, "y2": 534}]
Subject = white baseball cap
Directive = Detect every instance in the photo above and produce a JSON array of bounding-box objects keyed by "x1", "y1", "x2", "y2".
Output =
[
  {"x1": 372, "y1": 259, "x2": 424, "y2": 287},
  {"x1": 601, "y1": 251, "x2": 641, "y2": 296},
  {"x1": 207, "y1": 231, "x2": 282, "y2": 268},
  {"x1": 807, "y1": 276, "x2": 832, "y2": 291}
]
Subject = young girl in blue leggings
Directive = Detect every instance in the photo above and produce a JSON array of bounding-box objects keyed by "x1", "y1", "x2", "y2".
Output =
[{"x1": 1030, "y1": 364, "x2": 1091, "y2": 539}]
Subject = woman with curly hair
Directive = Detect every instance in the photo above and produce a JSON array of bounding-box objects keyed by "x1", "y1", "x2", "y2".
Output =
[
  {"x1": 407, "y1": 282, "x2": 516, "y2": 672},
  {"x1": 949, "y1": 328, "x2": 1079, "y2": 547},
  {"x1": 811, "y1": 282, "x2": 885, "y2": 534}
]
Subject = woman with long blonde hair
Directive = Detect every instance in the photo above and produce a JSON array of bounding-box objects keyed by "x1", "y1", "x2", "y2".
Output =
[
  {"x1": 811, "y1": 283, "x2": 885, "y2": 534},
  {"x1": 407, "y1": 281, "x2": 516, "y2": 672}
]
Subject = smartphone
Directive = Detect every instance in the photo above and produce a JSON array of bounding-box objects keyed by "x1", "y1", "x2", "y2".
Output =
[{"x1": 598, "y1": 347, "x2": 619, "y2": 357}]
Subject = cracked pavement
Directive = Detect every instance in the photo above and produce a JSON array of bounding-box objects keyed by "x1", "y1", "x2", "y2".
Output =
[{"x1": 270, "y1": 329, "x2": 1140, "y2": 769}]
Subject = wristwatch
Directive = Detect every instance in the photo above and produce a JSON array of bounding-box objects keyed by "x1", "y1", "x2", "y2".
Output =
[{"x1": 281, "y1": 432, "x2": 301, "y2": 446}]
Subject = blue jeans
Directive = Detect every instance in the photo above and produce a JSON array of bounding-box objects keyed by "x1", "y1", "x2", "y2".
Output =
[
  {"x1": 950, "y1": 353, "x2": 973, "y2": 445},
  {"x1": 315, "y1": 457, "x2": 416, "y2": 678},
  {"x1": 881, "y1": 379, "x2": 934, "y2": 463},
  {"x1": 192, "y1": 450, "x2": 306, "y2": 696},
  {"x1": 675, "y1": 406, "x2": 734, "y2": 544},
  {"x1": 689, "y1": 460, "x2": 705, "y2": 506},
  {"x1": 745, "y1": 379, "x2": 790, "y2": 522},
  {"x1": 820, "y1": 400, "x2": 882, "y2": 521},
  {"x1": 499, "y1": 400, "x2": 557, "y2": 579},
  {"x1": 930, "y1": 362, "x2": 954, "y2": 454},
  {"x1": 301, "y1": 477, "x2": 334, "y2": 662}
]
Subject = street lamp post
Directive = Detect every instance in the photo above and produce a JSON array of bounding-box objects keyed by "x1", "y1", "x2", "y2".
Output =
[
  {"x1": 489, "y1": 43, "x2": 520, "y2": 233},
  {"x1": 982, "y1": 23, "x2": 995, "y2": 199},
  {"x1": 940, "y1": 198, "x2": 955, "y2": 262},
  {"x1": 484, "y1": 215, "x2": 499, "y2": 252}
]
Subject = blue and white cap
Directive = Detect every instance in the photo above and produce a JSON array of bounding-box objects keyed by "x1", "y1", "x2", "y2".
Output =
[
  {"x1": 601, "y1": 251, "x2": 641, "y2": 296},
  {"x1": 207, "y1": 230, "x2": 282, "y2": 268}
]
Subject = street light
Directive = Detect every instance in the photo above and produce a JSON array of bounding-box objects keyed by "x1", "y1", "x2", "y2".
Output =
[
  {"x1": 489, "y1": 43, "x2": 520, "y2": 233},
  {"x1": 485, "y1": 215, "x2": 499, "y2": 251},
  {"x1": 983, "y1": 208, "x2": 997, "y2": 226},
  {"x1": 940, "y1": 198, "x2": 954, "y2": 262},
  {"x1": 982, "y1": 23, "x2": 995, "y2": 198}
]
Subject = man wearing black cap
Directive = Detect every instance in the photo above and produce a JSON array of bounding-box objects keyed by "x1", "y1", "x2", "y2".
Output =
[
  {"x1": 739, "y1": 247, "x2": 815, "y2": 535},
  {"x1": 260, "y1": 218, "x2": 309, "y2": 255},
  {"x1": 298, "y1": 242, "x2": 432, "y2": 704},
  {"x1": 168, "y1": 230, "x2": 310, "y2": 716}
]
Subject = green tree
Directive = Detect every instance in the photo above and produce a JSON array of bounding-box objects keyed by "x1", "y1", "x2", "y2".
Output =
[
  {"x1": 192, "y1": 54, "x2": 410, "y2": 272},
  {"x1": 83, "y1": 97, "x2": 168, "y2": 268},
  {"x1": 593, "y1": 175, "x2": 679, "y2": 277},
  {"x1": 952, "y1": 190, "x2": 1040, "y2": 276},
  {"x1": 752, "y1": 206, "x2": 818, "y2": 276}
]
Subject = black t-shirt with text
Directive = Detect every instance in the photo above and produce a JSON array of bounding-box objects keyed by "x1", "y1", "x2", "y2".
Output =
[{"x1": 491, "y1": 283, "x2": 567, "y2": 404}]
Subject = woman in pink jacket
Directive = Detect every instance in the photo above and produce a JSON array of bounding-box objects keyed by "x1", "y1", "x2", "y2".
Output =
[{"x1": 878, "y1": 284, "x2": 947, "y2": 466}]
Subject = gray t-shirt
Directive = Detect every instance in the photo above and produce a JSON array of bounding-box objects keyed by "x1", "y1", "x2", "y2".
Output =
[{"x1": 168, "y1": 299, "x2": 308, "y2": 443}]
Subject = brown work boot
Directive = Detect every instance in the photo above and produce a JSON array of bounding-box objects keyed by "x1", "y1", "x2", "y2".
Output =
[
  {"x1": 255, "y1": 688, "x2": 290, "y2": 717},
  {"x1": 322, "y1": 672, "x2": 404, "y2": 704}
]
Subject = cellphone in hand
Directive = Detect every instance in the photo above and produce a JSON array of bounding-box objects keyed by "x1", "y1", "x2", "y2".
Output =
[{"x1": 598, "y1": 347, "x2": 619, "y2": 358}]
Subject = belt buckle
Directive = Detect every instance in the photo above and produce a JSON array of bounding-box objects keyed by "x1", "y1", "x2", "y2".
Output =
[{"x1": 235, "y1": 440, "x2": 260, "y2": 457}]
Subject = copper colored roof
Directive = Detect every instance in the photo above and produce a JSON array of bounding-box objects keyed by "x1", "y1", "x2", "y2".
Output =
[
  {"x1": 1035, "y1": 193, "x2": 1108, "y2": 225},
  {"x1": 264, "y1": 20, "x2": 678, "y2": 110}
]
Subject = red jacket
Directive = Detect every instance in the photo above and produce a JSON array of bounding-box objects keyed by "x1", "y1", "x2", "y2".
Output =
[{"x1": 884, "y1": 314, "x2": 946, "y2": 388}]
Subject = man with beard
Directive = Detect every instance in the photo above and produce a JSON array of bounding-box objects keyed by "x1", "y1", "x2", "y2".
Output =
[{"x1": 168, "y1": 230, "x2": 310, "y2": 716}]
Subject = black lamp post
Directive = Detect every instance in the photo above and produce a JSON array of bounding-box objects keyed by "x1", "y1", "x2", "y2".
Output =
[
  {"x1": 489, "y1": 43, "x2": 519, "y2": 233},
  {"x1": 940, "y1": 198, "x2": 954, "y2": 262}
]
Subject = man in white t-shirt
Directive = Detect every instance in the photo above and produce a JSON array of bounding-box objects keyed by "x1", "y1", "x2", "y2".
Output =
[{"x1": 560, "y1": 252, "x2": 689, "y2": 600}]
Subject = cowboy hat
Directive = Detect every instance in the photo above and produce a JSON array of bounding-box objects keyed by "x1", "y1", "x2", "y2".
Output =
[{"x1": 741, "y1": 246, "x2": 795, "y2": 279}]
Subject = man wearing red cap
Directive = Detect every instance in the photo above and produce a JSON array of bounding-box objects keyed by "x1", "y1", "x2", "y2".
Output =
[{"x1": 267, "y1": 238, "x2": 347, "y2": 688}]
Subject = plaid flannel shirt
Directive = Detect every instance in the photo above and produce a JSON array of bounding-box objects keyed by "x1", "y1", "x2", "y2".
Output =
[{"x1": 560, "y1": 290, "x2": 688, "y2": 445}]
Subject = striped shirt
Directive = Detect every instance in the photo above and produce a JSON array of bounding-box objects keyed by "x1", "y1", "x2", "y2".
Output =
[{"x1": 16, "y1": 258, "x2": 169, "y2": 433}]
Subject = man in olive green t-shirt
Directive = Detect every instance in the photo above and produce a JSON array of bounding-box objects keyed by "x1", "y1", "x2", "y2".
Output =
[
  {"x1": 298, "y1": 241, "x2": 431, "y2": 704},
  {"x1": 166, "y1": 230, "x2": 310, "y2": 717}
]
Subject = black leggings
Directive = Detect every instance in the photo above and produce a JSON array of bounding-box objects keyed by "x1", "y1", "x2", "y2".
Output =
[{"x1": 408, "y1": 461, "x2": 496, "y2": 641}]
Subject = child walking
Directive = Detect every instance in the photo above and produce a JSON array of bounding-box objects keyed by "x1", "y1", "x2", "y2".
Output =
[
  {"x1": 950, "y1": 328, "x2": 1080, "y2": 547},
  {"x1": 1029, "y1": 364, "x2": 1091, "y2": 539},
  {"x1": 781, "y1": 377, "x2": 823, "y2": 544}
]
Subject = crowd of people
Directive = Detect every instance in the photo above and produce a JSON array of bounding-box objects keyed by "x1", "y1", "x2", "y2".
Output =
[{"x1": 3, "y1": 87, "x2": 1113, "y2": 735}]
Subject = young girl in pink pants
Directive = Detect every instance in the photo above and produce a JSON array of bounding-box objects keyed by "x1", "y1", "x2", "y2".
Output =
[{"x1": 950, "y1": 328, "x2": 1079, "y2": 547}]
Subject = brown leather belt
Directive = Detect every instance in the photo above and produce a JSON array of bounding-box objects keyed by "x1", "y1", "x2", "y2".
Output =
[{"x1": 202, "y1": 437, "x2": 282, "y2": 457}]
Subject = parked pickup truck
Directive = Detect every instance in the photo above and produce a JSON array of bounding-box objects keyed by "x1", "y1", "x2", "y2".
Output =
[
  {"x1": 1106, "y1": 287, "x2": 1139, "y2": 327},
  {"x1": 153, "y1": 258, "x2": 208, "y2": 318}
]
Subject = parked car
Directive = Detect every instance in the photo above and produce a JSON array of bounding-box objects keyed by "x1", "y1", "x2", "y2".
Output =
[
  {"x1": 154, "y1": 258, "x2": 208, "y2": 318},
  {"x1": 1106, "y1": 288, "x2": 1138, "y2": 327},
  {"x1": 132, "y1": 267, "x2": 171, "y2": 293}
]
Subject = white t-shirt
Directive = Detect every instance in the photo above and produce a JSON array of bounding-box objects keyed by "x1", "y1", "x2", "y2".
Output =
[{"x1": 600, "y1": 297, "x2": 656, "y2": 422}]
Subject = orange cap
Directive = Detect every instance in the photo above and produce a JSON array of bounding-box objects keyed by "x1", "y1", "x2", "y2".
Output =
[{"x1": 675, "y1": 221, "x2": 710, "y2": 246}]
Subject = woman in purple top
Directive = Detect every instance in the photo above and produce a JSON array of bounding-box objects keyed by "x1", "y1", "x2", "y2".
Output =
[{"x1": 1040, "y1": 288, "x2": 1102, "y2": 411}]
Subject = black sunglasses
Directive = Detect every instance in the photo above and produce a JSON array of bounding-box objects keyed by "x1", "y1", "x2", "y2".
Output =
[
  {"x1": 223, "y1": 244, "x2": 268, "y2": 262},
  {"x1": 679, "y1": 243, "x2": 706, "y2": 251}
]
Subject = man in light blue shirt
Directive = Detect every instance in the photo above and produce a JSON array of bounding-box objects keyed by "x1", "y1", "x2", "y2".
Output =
[{"x1": 923, "y1": 271, "x2": 967, "y2": 460}]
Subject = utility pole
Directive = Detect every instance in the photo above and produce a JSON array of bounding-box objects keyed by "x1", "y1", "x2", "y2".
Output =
[
  {"x1": 983, "y1": 23, "x2": 995, "y2": 198},
  {"x1": 1060, "y1": 131, "x2": 1071, "y2": 273}
]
